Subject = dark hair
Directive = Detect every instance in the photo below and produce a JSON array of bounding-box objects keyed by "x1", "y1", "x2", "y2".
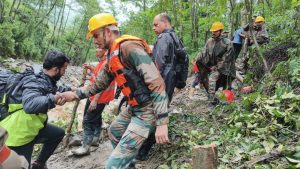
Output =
[
  {"x1": 159, "y1": 13, "x2": 171, "y2": 24},
  {"x1": 43, "y1": 51, "x2": 70, "y2": 70}
]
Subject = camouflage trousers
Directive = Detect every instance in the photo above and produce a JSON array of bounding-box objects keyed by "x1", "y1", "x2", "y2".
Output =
[
  {"x1": 235, "y1": 48, "x2": 250, "y2": 79},
  {"x1": 106, "y1": 101, "x2": 156, "y2": 169},
  {"x1": 208, "y1": 70, "x2": 220, "y2": 95}
]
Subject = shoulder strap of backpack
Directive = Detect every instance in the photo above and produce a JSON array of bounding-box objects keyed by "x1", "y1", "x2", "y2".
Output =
[{"x1": 169, "y1": 32, "x2": 179, "y2": 49}]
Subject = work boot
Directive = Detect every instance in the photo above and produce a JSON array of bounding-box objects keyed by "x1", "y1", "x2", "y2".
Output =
[
  {"x1": 72, "y1": 144, "x2": 90, "y2": 156},
  {"x1": 208, "y1": 94, "x2": 219, "y2": 106},
  {"x1": 31, "y1": 161, "x2": 47, "y2": 169},
  {"x1": 72, "y1": 132, "x2": 93, "y2": 156},
  {"x1": 188, "y1": 87, "x2": 195, "y2": 99},
  {"x1": 91, "y1": 136, "x2": 99, "y2": 147}
]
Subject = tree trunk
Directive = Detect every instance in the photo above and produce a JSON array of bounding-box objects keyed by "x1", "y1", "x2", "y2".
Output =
[
  {"x1": 228, "y1": 0, "x2": 235, "y2": 38},
  {"x1": 179, "y1": 0, "x2": 184, "y2": 39},
  {"x1": 0, "y1": 0, "x2": 4, "y2": 22},
  {"x1": 9, "y1": 0, "x2": 17, "y2": 17},
  {"x1": 67, "y1": 16, "x2": 86, "y2": 56},
  {"x1": 241, "y1": 6, "x2": 248, "y2": 28},
  {"x1": 191, "y1": 0, "x2": 199, "y2": 48},
  {"x1": 192, "y1": 144, "x2": 218, "y2": 169},
  {"x1": 81, "y1": 40, "x2": 92, "y2": 64},
  {"x1": 62, "y1": 5, "x2": 71, "y2": 35},
  {"x1": 34, "y1": 0, "x2": 58, "y2": 29},
  {"x1": 55, "y1": 0, "x2": 66, "y2": 47},
  {"x1": 143, "y1": 0, "x2": 146, "y2": 11},
  {"x1": 47, "y1": 3, "x2": 63, "y2": 51},
  {"x1": 204, "y1": 28, "x2": 209, "y2": 44},
  {"x1": 172, "y1": 0, "x2": 178, "y2": 29},
  {"x1": 12, "y1": 0, "x2": 22, "y2": 20}
]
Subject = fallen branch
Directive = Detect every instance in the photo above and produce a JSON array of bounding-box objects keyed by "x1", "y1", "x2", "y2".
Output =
[{"x1": 239, "y1": 150, "x2": 281, "y2": 168}]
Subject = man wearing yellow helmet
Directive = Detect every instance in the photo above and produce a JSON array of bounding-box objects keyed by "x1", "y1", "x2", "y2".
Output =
[
  {"x1": 196, "y1": 21, "x2": 235, "y2": 105},
  {"x1": 234, "y1": 15, "x2": 269, "y2": 86},
  {"x1": 62, "y1": 13, "x2": 170, "y2": 168},
  {"x1": 253, "y1": 16, "x2": 269, "y2": 45}
]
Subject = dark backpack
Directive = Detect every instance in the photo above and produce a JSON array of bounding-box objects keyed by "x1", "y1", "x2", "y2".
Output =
[
  {"x1": 0, "y1": 68, "x2": 35, "y2": 121},
  {"x1": 169, "y1": 32, "x2": 189, "y2": 88}
]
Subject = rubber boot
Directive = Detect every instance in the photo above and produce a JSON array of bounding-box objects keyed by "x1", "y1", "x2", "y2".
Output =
[
  {"x1": 72, "y1": 133, "x2": 93, "y2": 156},
  {"x1": 72, "y1": 144, "x2": 90, "y2": 156},
  {"x1": 91, "y1": 136, "x2": 99, "y2": 147},
  {"x1": 188, "y1": 87, "x2": 195, "y2": 99}
]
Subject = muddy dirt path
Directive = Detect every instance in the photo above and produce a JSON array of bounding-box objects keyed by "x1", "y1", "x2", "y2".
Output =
[{"x1": 48, "y1": 140, "x2": 113, "y2": 169}]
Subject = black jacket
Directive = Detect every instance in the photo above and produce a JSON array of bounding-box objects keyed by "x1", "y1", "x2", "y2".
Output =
[
  {"x1": 153, "y1": 28, "x2": 188, "y2": 100},
  {"x1": 9, "y1": 71, "x2": 71, "y2": 114}
]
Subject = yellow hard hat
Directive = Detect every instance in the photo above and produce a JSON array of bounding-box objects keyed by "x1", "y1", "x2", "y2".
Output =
[
  {"x1": 210, "y1": 21, "x2": 224, "y2": 32},
  {"x1": 86, "y1": 13, "x2": 118, "y2": 39},
  {"x1": 255, "y1": 16, "x2": 265, "y2": 23}
]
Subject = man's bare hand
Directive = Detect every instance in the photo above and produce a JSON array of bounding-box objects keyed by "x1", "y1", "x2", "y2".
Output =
[
  {"x1": 60, "y1": 91, "x2": 79, "y2": 102},
  {"x1": 155, "y1": 124, "x2": 170, "y2": 144},
  {"x1": 88, "y1": 100, "x2": 97, "y2": 111},
  {"x1": 54, "y1": 92, "x2": 66, "y2": 105}
]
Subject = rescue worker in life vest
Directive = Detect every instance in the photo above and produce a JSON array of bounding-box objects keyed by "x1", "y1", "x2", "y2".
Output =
[
  {"x1": 0, "y1": 126, "x2": 28, "y2": 169},
  {"x1": 72, "y1": 48, "x2": 116, "y2": 156},
  {"x1": 0, "y1": 51, "x2": 71, "y2": 169},
  {"x1": 61, "y1": 13, "x2": 170, "y2": 168}
]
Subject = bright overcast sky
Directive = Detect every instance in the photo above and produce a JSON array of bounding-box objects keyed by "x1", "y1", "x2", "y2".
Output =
[{"x1": 65, "y1": 0, "x2": 140, "y2": 26}]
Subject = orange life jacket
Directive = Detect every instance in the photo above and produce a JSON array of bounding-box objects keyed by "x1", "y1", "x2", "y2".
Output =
[
  {"x1": 108, "y1": 35, "x2": 152, "y2": 106},
  {"x1": 90, "y1": 59, "x2": 115, "y2": 104},
  {"x1": 0, "y1": 145, "x2": 11, "y2": 163}
]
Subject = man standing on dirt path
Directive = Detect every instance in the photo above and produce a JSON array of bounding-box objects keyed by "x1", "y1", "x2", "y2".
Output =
[
  {"x1": 72, "y1": 48, "x2": 115, "y2": 156},
  {"x1": 134, "y1": 12, "x2": 189, "y2": 162},
  {"x1": 196, "y1": 21, "x2": 235, "y2": 105},
  {"x1": 61, "y1": 13, "x2": 170, "y2": 169},
  {"x1": 152, "y1": 13, "x2": 188, "y2": 102},
  {"x1": 0, "y1": 51, "x2": 71, "y2": 169}
]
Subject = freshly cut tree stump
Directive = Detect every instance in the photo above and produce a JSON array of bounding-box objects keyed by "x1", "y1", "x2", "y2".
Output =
[{"x1": 192, "y1": 144, "x2": 218, "y2": 169}]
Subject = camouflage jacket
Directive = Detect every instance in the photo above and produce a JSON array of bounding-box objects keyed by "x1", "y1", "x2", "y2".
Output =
[
  {"x1": 253, "y1": 25, "x2": 269, "y2": 45},
  {"x1": 196, "y1": 37, "x2": 235, "y2": 77},
  {"x1": 77, "y1": 40, "x2": 169, "y2": 126},
  {"x1": 241, "y1": 24, "x2": 269, "y2": 45}
]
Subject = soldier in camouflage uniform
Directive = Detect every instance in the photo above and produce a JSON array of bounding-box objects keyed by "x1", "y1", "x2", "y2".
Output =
[
  {"x1": 62, "y1": 13, "x2": 169, "y2": 169},
  {"x1": 196, "y1": 22, "x2": 235, "y2": 104},
  {"x1": 252, "y1": 16, "x2": 269, "y2": 45},
  {"x1": 235, "y1": 16, "x2": 269, "y2": 84}
]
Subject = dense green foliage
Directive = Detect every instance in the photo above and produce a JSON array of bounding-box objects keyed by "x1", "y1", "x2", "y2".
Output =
[
  {"x1": 0, "y1": 0, "x2": 101, "y2": 64},
  {"x1": 1, "y1": 0, "x2": 300, "y2": 168}
]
